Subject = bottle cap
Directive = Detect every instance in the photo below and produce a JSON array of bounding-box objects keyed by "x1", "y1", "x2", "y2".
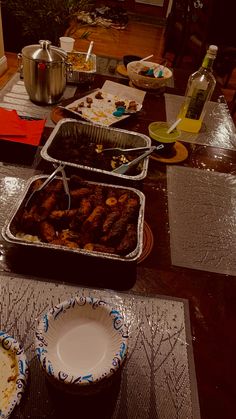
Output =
[{"x1": 208, "y1": 45, "x2": 218, "y2": 57}]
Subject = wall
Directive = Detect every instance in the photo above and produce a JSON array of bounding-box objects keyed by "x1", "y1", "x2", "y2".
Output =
[{"x1": 0, "y1": 5, "x2": 7, "y2": 76}]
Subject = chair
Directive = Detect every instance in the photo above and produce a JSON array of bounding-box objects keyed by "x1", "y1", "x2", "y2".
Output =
[
  {"x1": 163, "y1": 0, "x2": 214, "y2": 69},
  {"x1": 214, "y1": 47, "x2": 236, "y2": 88},
  {"x1": 163, "y1": 0, "x2": 236, "y2": 86},
  {"x1": 162, "y1": 0, "x2": 191, "y2": 67},
  {"x1": 229, "y1": 91, "x2": 236, "y2": 117},
  {"x1": 185, "y1": 0, "x2": 214, "y2": 67}
]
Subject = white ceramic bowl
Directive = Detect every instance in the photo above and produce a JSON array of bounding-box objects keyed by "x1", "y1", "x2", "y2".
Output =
[
  {"x1": 127, "y1": 60, "x2": 172, "y2": 90},
  {"x1": 35, "y1": 296, "x2": 128, "y2": 393},
  {"x1": 0, "y1": 331, "x2": 28, "y2": 418}
]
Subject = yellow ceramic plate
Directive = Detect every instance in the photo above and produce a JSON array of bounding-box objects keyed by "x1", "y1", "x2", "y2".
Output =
[{"x1": 150, "y1": 141, "x2": 188, "y2": 164}]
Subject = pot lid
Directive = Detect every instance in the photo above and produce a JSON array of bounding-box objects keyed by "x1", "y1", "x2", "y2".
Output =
[{"x1": 22, "y1": 40, "x2": 67, "y2": 62}]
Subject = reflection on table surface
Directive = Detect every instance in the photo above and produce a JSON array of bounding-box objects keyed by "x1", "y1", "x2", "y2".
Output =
[{"x1": 0, "y1": 69, "x2": 236, "y2": 419}]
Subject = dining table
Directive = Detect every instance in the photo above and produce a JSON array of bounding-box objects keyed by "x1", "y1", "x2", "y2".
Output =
[{"x1": 0, "y1": 60, "x2": 236, "y2": 419}]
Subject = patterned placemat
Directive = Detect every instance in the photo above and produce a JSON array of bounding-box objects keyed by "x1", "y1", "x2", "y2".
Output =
[
  {"x1": 0, "y1": 73, "x2": 77, "y2": 128},
  {"x1": 96, "y1": 55, "x2": 124, "y2": 79},
  {"x1": 167, "y1": 166, "x2": 236, "y2": 276},
  {"x1": 0, "y1": 272, "x2": 200, "y2": 419},
  {"x1": 164, "y1": 93, "x2": 236, "y2": 151}
]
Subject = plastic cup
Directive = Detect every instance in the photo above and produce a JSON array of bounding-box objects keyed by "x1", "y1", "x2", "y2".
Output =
[
  {"x1": 148, "y1": 121, "x2": 180, "y2": 156},
  {"x1": 59, "y1": 37, "x2": 75, "y2": 52}
]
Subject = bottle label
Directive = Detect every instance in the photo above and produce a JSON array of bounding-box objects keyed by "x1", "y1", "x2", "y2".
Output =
[{"x1": 185, "y1": 88, "x2": 208, "y2": 120}]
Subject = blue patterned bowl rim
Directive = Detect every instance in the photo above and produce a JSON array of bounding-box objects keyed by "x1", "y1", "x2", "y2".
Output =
[
  {"x1": 35, "y1": 295, "x2": 129, "y2": 387},
  {"x1": 0, "y1": 331, "x2": 28, "y2": 419}
]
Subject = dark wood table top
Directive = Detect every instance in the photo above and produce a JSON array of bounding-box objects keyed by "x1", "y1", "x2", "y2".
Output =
[{"x1": 0, "y1": 69, "x2": 236, "y2": 419}]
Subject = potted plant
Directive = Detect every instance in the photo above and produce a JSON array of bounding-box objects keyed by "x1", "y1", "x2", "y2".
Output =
[{"x1": 1, "y1": 0, "x2": 94, "y2": 51}]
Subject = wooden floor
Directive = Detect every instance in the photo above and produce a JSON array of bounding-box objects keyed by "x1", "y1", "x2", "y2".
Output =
[
  {"x1": 0, "y1": 52, "x2": 18, "y2": 89},
  {"x1": 66, "y1": 19, "x2": 166, "y2": 62},
  {"x1": 1, "y1": 19, "x2": 236, "y2": 121}
]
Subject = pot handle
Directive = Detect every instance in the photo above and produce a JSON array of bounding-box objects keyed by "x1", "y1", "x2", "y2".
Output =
[{"x1": 17, "y1": 53, "x2": 23, "y2": 79}]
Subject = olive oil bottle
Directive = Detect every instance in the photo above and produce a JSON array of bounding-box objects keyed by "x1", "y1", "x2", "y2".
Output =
[{"x1": 177, "y1": 45, "x2": 218, "y2": 133}]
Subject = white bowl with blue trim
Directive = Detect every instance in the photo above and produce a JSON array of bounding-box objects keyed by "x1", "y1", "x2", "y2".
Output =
[
  {"x1": 35, "y1": 296, "x2": 128, "y2": 393},
  {"x1": 0, "y1": 331, "x2": 28, "y2": 418}
]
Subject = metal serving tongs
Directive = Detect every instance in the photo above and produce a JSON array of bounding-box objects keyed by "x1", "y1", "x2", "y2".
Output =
[
  {"x1": 25, "y1": 164, "x2": 71, "y2": 210},
  {"x1": 101, "y1": 145, "x2": 152, "y2": 156},
  {"x1": 112, "y1": 144, "x2": 164, "y2": 174}
]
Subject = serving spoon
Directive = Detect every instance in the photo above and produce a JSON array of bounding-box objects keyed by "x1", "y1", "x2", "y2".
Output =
[
  {"x1": 85, "y1": 41, "x2": 94, "y2": 62},
  {"x1": 166, "y1": 117, "x2": 182, "y2": 133},
  {"x1": 140, "y1": 54, "x2": 154, "y2": 62}
]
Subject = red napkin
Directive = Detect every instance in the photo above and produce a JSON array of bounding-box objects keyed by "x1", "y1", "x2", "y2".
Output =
[
  {"x1": 0, "y1": 108, "x2": 26, "y2": 136},
  {"x1": 0, "y1": 108, "x2": 46, "y2": 146}
]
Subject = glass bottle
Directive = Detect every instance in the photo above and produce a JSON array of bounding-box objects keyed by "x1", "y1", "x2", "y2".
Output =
[{"x1": 177, "y1": 45, "x2": 218, "y2": 133}]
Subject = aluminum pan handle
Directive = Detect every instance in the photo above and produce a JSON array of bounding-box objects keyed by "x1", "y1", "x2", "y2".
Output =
[{"x1": 17, "y1": 53, "x2": 23, "y2": 78}]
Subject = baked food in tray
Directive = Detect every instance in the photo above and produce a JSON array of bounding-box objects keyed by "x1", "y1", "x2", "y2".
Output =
[
  {"x1": 2, "y1": 174, "x2": 145, "y2": 262},
  {"x1": 41, "y1": 119, "x2": 151, "y2": 181}
]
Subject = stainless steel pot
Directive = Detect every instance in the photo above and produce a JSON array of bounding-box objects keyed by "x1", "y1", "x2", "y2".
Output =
[{"x1": 18, "y1": 40, "x2": 68, "y2": 105}]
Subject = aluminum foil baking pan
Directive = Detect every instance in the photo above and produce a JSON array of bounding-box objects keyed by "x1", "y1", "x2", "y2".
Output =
[
  {"x1": 2, "y1": 175, "x2": 145, "y2": 262},
  {"x1": 66, "y1": 52, "x2": 96, "y2": 84},
  {"x1": 40, "y1": 119, "x2": 151, "y2": 181}
]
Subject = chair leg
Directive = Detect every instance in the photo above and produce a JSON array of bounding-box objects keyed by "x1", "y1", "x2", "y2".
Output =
[
  {"x1": 173, "y1": 53, "x2": 183, "y2": 67},
  {"x1": 224, "y1": 70, "x2": 233, "y2": 88},
  {"x1": 230, "y1": 91, "x2": 236, "y2": 116}
]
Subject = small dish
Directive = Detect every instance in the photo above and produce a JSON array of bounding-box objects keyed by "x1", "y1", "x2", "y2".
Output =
[
  {"x1": 148, "y1": 121, "x2": 180, "y2": 156},
  {"x1": 0, "y1": 331, "x2": 28, "y2": 419},
  {"x1": 35, "y1": 296, "x2": 128, "y2": 394}
]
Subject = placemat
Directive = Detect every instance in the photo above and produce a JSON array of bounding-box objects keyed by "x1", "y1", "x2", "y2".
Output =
[
  {"x1": 0, "y1": 272, "x2": 200, "y2": 419},
  {"x1": 165, "y1": 93, "x2": 236, "y2": 151},
  {"x1": 0, "y1": 73, "x2": 77, "y2": 128},
  {"x1": 167, "y1": 166, "x2": 236, "y2": 276},
  {"x1": 96, "y1": 55, "x2": 124, "y2": 79}
]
